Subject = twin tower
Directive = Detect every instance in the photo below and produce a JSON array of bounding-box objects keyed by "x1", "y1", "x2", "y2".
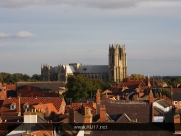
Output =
[{"x1": 41, "y1": 44, "x2": 127, "y2": 83}]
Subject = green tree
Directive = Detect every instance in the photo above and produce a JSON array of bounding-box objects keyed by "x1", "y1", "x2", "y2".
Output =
[
  {"x1": 161, "y1": 88, "x2": 171, "y2": 98},
  {"x1": 31, "y1": 74, "x2": 41, "y2": 81},
  {"x1": 128, "y1": 74, "x2": 145, "y2": 80},
  {"x1": 167, "y1": 77, "x2": 181, "y2": 87},
  {"x1": 63, "y1": 74, "x2": 111, "y2": 104}
]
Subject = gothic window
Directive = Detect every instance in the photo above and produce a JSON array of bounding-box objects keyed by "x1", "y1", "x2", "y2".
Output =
[{"x1": 10, "y1": 103, "x2": 16, "y2": 110}]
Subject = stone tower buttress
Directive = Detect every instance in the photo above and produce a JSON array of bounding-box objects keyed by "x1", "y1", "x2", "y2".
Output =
[{"x1": 108, "y1": 44, "x2": 127, "y2": 83}]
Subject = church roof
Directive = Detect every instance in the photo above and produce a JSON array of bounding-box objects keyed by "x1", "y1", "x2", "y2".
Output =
[
  {"x1": 63, "y1": 65, "x2": 75, "y2": 73},
  {"x1": 77, "y1": 65, "x2": 108, "y2": 74}
]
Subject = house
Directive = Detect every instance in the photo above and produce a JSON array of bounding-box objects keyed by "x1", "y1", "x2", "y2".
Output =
[
  {"x1": 153, "y1": 99, "x2": 172, "y2": 113},
  {"x1": 16, "y1": 81, "x2": 66, "y2": 97},
  {"x1": 170, "y1": 87, "x2": 181, "y2": 113},
  {"x1": 6, "y1": 110, "x2": 55, "y2": 136},
  {"x1": 0, "y1": 97, "x2": 66, "y2": 117},
  {"x1": 153, "y1": 106, "x2": 165, "y2": 122}
]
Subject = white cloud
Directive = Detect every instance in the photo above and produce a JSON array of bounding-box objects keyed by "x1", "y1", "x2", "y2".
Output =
[
  {"x1": 0, "y1": 31, "x2": 36, "y2": 39},
  {"x1": 0, "y1": 32, "x2": 8, "y2": 38},
  {"x1": 15, "y1": 31, "x2": 36, "y2": 38}
]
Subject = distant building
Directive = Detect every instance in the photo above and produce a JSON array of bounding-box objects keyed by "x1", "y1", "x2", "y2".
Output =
[{"x1": 41, "y1": 44, "x2": 127, "y2": 83}]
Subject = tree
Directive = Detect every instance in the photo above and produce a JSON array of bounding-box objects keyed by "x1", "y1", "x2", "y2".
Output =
[
  {"x1": 161, "y1": 88, "x2": 171, "y2": 98},
  {"x1": 127, "y1": 74, "x2": 145, "y2": 81},
  {"x1": 63, "y1": 74, "x2": 111, "y2": 104},
  {"x1": 31, "y1": 74, "x2": 41, "y2": 81},
  {"x1": 167, "y1": 77, "x2": 181, "y2": 87},
  {"x1": 0, "y1": 72, "x2": 41, "y2": 84}
]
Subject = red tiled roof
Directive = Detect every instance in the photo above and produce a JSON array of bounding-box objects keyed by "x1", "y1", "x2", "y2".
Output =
[
  {"x1": 6, "y1": 85, "x2": 16, "y2": 91},
  {"x1": 0, "y1": 97, "x2": 64, "y2": 114},
  {"x1": 33, "y1": 103, "x2": 58, "y2": 114},
  {"x1": 68, "y1": 102, "x2": 97, "y2": 115},
  {"x1": 102, "y1": 89, "x2": 112, "y2": 94},
  {"x1": 31, "y1": 129, "x2": 53, "y2": 136},
  {"x1": 123, "y1": 81, "x2": 140, "y2": 89},
  {"x1": 70, "y1": 103, "x2": 82, "y2": 111}
]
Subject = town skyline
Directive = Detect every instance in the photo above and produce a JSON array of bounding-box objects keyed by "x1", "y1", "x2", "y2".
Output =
[{"x1": 0, "y1": 1, "x2": 181, "y2": 76}]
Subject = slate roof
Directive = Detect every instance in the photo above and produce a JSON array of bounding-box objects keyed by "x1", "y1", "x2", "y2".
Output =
[
  {"x1": 171, "y1": 92, "x2": 181, "y2": 101},
  {"x1": 154, "y1": 106, "x2": 164, "y2": 116},
  {"x1": 50, "y1": 65, "x2": 75, "y2": 74},
  {"x1": 16, "y1": 81, "x2": 66, "y2": 92},
  {"x1": 171, "y1": 88, "x2": 181, "y2": 93},
  {"x1": 77, "y1": 65, "x2": 108, "y2": 74},
  {"x1": 97, "y1": 100, "x2": 151, "y2": 122},
  {"x1": 156, "y1": 99, "x2": 171, "y2": 108}
]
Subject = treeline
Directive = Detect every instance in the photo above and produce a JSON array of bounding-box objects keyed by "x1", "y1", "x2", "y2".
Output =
[{"x1": 0, "y1": 72, "x2": 41, "y2": 84}]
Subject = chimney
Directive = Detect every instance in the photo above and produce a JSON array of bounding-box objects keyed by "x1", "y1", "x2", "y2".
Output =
[
  {"x1": 174, "y1": 111, "x2": 181, "y2": 134},
  {"x1": 69, "y1": 108, "x2": 75, "y2": 123},
  {"x1": 45, "y1": 107, "x2": 50, "y2": 117},
  {"x1": 99, "y1": 105, "x2": 107, "y2": 122},
  {"x1": 84, "y1": 108, "x2": 92, "y2": 123},
  {"x1": 96, "y1": 90, "x2": 100, "y2": 104},
  {"x1": 17, "y1": 96, "x2": 21, "y2": 116},
  {"x1": 84, "y1": 108, "x2": 92, "y2": 134},
  {"x1": 170, "y1": 86, "x2": 173, "y2": 94},
  {"x1": 81, "y1": 105, "x2": 87, "y2": 115},
  {"x1": 116, "y1": 95, "x2": 120, "y2": 100},
  {"x1": 105, "y1": 93, "x2": 108, "y2": 99},
  {"x1": 149, "y1": 90, "x2": 154, "y2": 103}
]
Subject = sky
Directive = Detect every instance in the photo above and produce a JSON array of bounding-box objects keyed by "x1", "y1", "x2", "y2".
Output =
[{"x1": 0, "y1": 0, "x2": 181, "y2": 76}]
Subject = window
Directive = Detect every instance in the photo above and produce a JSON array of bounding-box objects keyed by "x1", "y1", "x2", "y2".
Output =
[
  {"x1": 174, "y1": 101, "x2": 178, "y2": 105},
  {"x1": 10, "y1": 103, "x2": 16, "y2": 110},
  {"x1": 23, "y1": 103, "x2": 29, "y2": 110}
]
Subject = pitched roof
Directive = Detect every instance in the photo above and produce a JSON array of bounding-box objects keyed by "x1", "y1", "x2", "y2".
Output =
[
  {"x1": 0, "y1": 97, "x2": 64, "y2": 113},
  {"x1": 154, "y1": 106, "x2": 164, "y2": 116},
  {"x1": 102, "y1": 89, "x2": 112, "y2": 95},
  {"x1": 97, "y1": 100, "x2": 151, "y2": 123},
  {"x1": 16, "y1": 81, "x2": 66, "y2": 92},
  {"x1": 171, "y1": 92, "x2": 181, "y2": 101},
  {"x1": 6, "y1": 85, "x2": 16, "y2": 91},
  {"x1": 77, "y1": 65, "x2": 108, "y2": 74},
  {"x1": 123, "y1": 81, "x2": 141, "y2": 89},
  {"x1": 155, "y1": 99, "x2": 171, "y2": 108},
  {"x1": 33, "y1": 103, "x2": 58, "y2": 114}
]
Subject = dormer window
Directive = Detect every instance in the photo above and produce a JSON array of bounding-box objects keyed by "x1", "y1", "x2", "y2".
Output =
[
  {"x1": 10, "y1": 103, "x2": 16, "y2": 110},
  {"x1": 23, "y1": 103, "x2": 29, "y2": 110},
  {"x1": 174, "y1": 101, "x2": 178, "y2": 105}
]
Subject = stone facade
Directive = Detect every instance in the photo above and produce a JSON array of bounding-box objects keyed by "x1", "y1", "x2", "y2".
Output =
[
  {"x1": 109, "y1": 44, "x2": 127, "y2": 83},
  {"x1": 41, "y1": 44, "x2": 127, "y2": 83}
]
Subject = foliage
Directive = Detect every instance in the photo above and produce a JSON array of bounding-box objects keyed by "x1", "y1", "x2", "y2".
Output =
[
  {"x1": 63, "y1": 74, "x2": 111, "y2": 104},
  {"x1": 161, "y1": 88, "x2": 171, "y2": 98},
  {"x1": 167, "y1": 77, "x2": 181, "y2": 87},
  {"x1": 0, "y1": 72, "x2": 41, "y2": 84},
  {"x1": 126, "y1": 74, "x2": 145, "y2": 81}
]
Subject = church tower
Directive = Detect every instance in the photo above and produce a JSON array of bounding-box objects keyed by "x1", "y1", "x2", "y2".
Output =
[{"x1": 108, "y1": 44, "x2": 127, "y2": 83}]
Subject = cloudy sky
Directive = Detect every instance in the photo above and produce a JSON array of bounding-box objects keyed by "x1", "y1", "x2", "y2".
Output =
[{"x1": 0, "y1": 0, "x2": 181, "y2": 76}]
